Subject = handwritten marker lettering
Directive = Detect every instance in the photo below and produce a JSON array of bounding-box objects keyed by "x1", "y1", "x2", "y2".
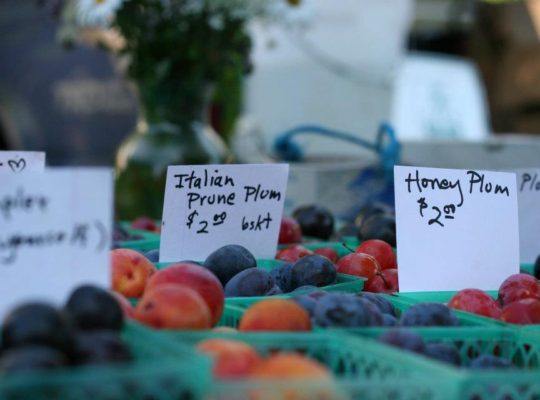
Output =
[
  {"x1": 160, "y1": 164, "x2": 289, "y2": 262},
  {"x1": 394, "y1": 165, "x2": 519, "y2": 292},
  {"x1": 405, "y1": 169, "x2": 510, "y2": 227},
  {"x1": 520, "y1": 172, "x2": 540, "y2": 192},
  {"x1": 0, "y1": 152, "x2": 45, "y2": 173}
]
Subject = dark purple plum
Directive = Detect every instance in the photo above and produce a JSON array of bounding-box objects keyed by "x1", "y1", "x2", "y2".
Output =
[
  {"x1": 293, "y1": 295, "x2": 318, "y2": 317},
  {"x1": 291, "y1": 255, "x2": 336, "y2": 288},
  {"x1": 144, "y1": 249, "x2": 160, "y2": 263},
  {"x1": 269, "y1": 263, "x2": 294, "y2": 292},
  {"x1": 72, "y1": 330, "x2": 132, "y2": 365},
  {"x1": 265, "y1": 285, "x2": 283, "y2": 296},
  {"x1": 424, "y1": 343, "x2": 460, "y2": 366},
  {"x1": 2, "y1": 303, "x2": 73, "y2": 355},
  {"x1": 292, "y1": 205, "x2": 334, "y2": 240},
  {"x1": 382, "y1": 314, "x2": 397, "y2": 326},
  {"x1": 358, "y1": 214, "x2": 396, "y2": 247},
  {"x1": 378, "y1": 330, "x2": 426, "y2": 354},
  {"x1": 357, "y1": 292, "x2": 396, "y2": 316},
  {"x1": 358, "y1": 298, "x2": 383, "y2": 326},
  {"x1": 399, "y1": 303, "x2": 459, "y2": 327},
  {"x1": 224, "y1": 268, "x2": 274, "y2": 297},
  {"x1": 203, "y1": 245, "x2": 256, "y2": 286},
  {"x1": 314, "y1": 293, "x2": 372, "y2": 327},
  {"x1": 65, "y1": 285, "x2": 123, "y2": 331},
  {"x1": 469, "y1": 355, "x2": 513, "y2": 370},
  {"x1": 0, "y1": 346, "x2": 67, "y2": 374}
]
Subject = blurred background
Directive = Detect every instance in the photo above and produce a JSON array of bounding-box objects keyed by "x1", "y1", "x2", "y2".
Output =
[{"x1": 1, "y1": 0, "x2": 539, "y2": 218}]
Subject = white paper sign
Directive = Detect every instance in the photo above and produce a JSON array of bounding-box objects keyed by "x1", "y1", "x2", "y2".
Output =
[
  {"x1": 0, "y1": 168, "x2": 112, "y2": 319},
  {"x1": 394, "y1": 166, "x2": 519, "y2": 292},
  {"x1": 0, "y1": 151, "x2": 45, "y2": 173},
  {"x1": 160, "y1": 164, "x2": 289, "y2": 262},
  {"x1": 516, "y1": 169, "x2": 540, "y2": 264}
]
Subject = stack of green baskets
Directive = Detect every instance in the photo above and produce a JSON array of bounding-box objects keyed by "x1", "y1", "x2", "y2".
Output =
[
  {"x1": 0, "y1": 322, "x2": 211, "y2": 400},
  {"x1": 346, "y1": 327, "x2": 540, "y2": 399},
  {"x1": 158, "y1": 331, "x2": 463, "y2": 400},
  {"x1": 394, "y1": 291, "x2": 540, "y2": 329}
]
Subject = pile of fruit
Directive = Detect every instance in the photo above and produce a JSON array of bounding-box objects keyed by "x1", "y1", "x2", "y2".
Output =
[
  {"x1": 235, "y1": 293, "x2": 461, "y2": 331},
  {"x1": 279, "y1": 203, "x2": 395, "y2": 246},
  {"x1": 445, "y1": 273, "x2": 540, "y2": 324},
  {"x1": 277, "y1": 239, "x2": 398, "y2": 294},
  {"x1": 0, "y1": 285, "x2": 131, "y2": 375},
  {"x1": 378, "y1": 329, "x2": 514, "y2": 369},
  {"x1": 196, "y1": 338, "x2": 331, "y2": 381}
]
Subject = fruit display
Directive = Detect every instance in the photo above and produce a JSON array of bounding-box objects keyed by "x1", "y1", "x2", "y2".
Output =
[
  {"x1": 167, "y1": 331, "x2": 454, "y2": 400},
  {"x1": 229, "y1": 292, "x2": 483, "y2": 330},
  {"x1": 279, "y1": 238, "x2": 399, "y2": 294},
  {"x1": 196, "y1": 338, "x2": 331, "y2": 381},
  {"x1": 399, "y1": 273, "x2": 540, "y2": 325},
  {"x1": 10, "y1": 202, "x2": 540, "y2": 399}
]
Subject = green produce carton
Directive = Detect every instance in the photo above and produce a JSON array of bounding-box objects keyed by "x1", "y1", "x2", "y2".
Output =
[
  {"x1": 0, "y1": 322, "x2": 211, "y2": 400},
  {"x1": 347, "y1": 326, "x2": 540, "y2": 400},
  {"x1": 161, "y1": 331, "x2": 462, "y2": 400}
]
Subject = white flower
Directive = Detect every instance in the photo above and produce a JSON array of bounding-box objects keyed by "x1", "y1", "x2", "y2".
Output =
[{"x1": 76, "y1": 0, "x2": 124, "y2": 27}]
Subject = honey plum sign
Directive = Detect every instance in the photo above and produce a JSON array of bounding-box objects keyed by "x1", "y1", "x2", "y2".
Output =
[
  {"x1": 160, "y1": 164, "x2": 289, "y2": 261},
  {"x1": 394, "y1": 166, "x2": 519, "y2": 292}
]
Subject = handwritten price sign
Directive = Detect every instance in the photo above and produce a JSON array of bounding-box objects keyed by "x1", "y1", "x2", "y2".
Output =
[
  {"x1": 0, "y1": 168, "x2": 112, "y2": 319},
  {"x1": 516, "y1": 169, "x2": 540, "y2": 263},
  {"x1": 160, "y1": 164, "x2": 289, "y2": 262},
  {"x1": 394, "y1": 166, "x2": 519, "y2": 292},
  {"x1": 0, "y1": 152, "x2": 45, "y2": 173},
  {"x1": 405, "y1": 169, "x2": 511, "y2": 227}
]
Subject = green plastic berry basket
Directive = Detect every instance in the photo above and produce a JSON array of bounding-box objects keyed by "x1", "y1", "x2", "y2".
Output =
[
  {"x1": 157, "y1": 330, "x2": 462, "y2": 400},
  {"x1": 115, "y1": 227, "x2": 161, "y2": 252},
  {"x1": 345, "y1": 326, "x2": 540, "y2": 400},
  {"x1": 393, "y1": 292, "x2": 540, "y2": 329},
  {"x1": 0, "y1": 321, "x2": 211, "y2": 400}
]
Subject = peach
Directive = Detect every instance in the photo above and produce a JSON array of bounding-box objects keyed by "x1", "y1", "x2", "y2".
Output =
[
  {"x1": 112, "y1": 291, "x2": 135, "y2": 319},
  {"x1": 135, "y1": 284, "x2": 211, "y2": 329},
  {"x1": 251, "y1": 353, "x2": 331, "y2": 379},
  {"x1": 239, "y1": 299, "x2": 311, "y2": 332},
  {"x1": 145, "y1": 263, "x2": 224, "y2": 326},
  {"x1": 111, "y1": 249, "x2": 156, "y2": 298},
  {"x1": 250, "y1": 353, "x2": 333, "y2": 400},
  {"x1": 197, "y1": 338, "x2": 262, "y2": 379}
]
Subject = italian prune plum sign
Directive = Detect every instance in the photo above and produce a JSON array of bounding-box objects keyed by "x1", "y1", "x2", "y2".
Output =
[
  {"x1": 0, "y1": 168, "x2": 112, "y2": 319},
  {"x1": 0, "y1": 151, "x2": 45, "y2": 173},
  {"x1": 160, "y1": 164, "x2": 289, "y2": 262},
  {"x1": 516, "y1": 169, "x2": 540, "y2": 264},
  {"x1": 394, "y1": 166, "x2": 519, "y2": 292}
]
